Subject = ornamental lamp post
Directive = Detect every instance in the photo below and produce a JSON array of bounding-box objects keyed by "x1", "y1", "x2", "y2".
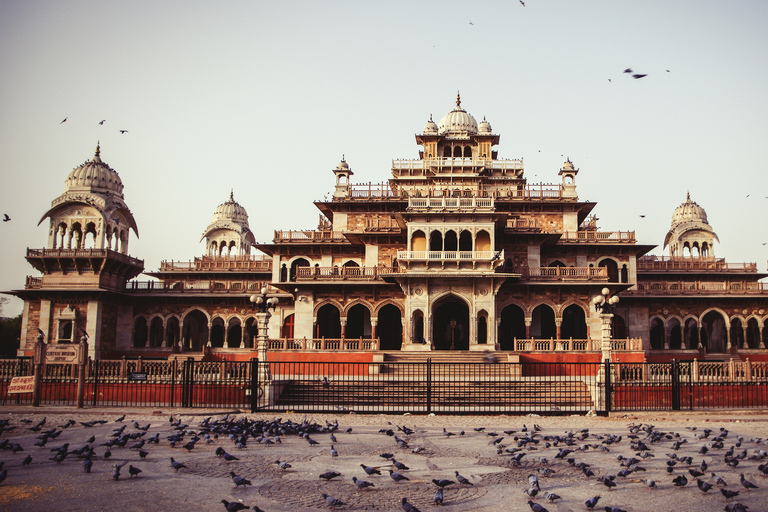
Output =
[
  {"x1": 250, "y1": 287, "x2": 278, "y2": 382},
  {"x1": 593, "y1": 287, "x2": 619, "y2": 385}
]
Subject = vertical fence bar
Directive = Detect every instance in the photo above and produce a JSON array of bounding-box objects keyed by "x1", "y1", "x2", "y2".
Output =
[
  {"x1": 604, "y1": 359, "x2": 612, "y2": 413},
  {"x1": 250, "y1": 358, "x2": 258, "y2": 413},
  {"x1": 92, "y1": 359, "x2": 99, "y2": 406},
  {"x1": 426, "y1": 358, "x2": 432, "y2": 413},
  {"x1": 670, "y1": 359, "x2": 680, "y2": 411}
]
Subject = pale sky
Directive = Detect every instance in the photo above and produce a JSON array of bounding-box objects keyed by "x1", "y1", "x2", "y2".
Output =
[{"x1": 1, "y1": 1, "x2": 767, "y2": 317}]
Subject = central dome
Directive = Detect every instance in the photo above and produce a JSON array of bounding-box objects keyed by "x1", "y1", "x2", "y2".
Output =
[
  {"x1": 438, "y1": 93, "x2": 478, "y2": 136},
  {"x1": 671, "y1": 192, "x2": 708, "y2": 225},
  {"x1": 64, "y1": 144, "x2": 124, "y2": 197},
  {"x1": 212, "y1": 191, "x2": 249, "y2": 225}
]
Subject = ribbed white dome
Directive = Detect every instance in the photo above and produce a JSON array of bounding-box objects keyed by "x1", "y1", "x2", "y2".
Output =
[
  {"x1": 672, "y1": 192, "x2": 708, "y2": 225},
  {"x1": 212, "y1": 191, "x2": 249, "y2": 225},
  {"x1": 478, "y1": 116, "x2": 492, "y2": 134},
  {"x1": 438, "y1": 93, "x2": 478, "y2": 136},
  {"x1": 424, "y1": 115, "x2": 438, "y2": 135},
  {"x1": 64, "y1": 144, "x2": 124, "y2": 197}
]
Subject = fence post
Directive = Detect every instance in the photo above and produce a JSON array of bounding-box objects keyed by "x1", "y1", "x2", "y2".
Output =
[
  {"x1": 250, "y1": 357, "x2": 258, "y2": 413},
  {"x1": 92, "y1": 359, "x2": 99, "y2": 406},
  {"x1": 426, "y1": 358, "x2": 432, "y2": 413},
  {"x1": 692, "y1": 358, "x2": 699, "y2": 382},
  {"x1": 745, "y1": 358, "x2": 752, "y2": 381},
  {"x1": 170, "y1": 359, "x2": 177, "y2": 407},
  {"x1": 671, "y1": 359, "x2": 680, "y2": 411},
  {"x1": 604, "y1": 358, "x2": 612, "y2": 413}
]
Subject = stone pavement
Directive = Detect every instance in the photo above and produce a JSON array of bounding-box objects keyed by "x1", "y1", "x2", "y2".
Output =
[{"x1": 0, "y1": 406, "x2": 766, "y2": 511}]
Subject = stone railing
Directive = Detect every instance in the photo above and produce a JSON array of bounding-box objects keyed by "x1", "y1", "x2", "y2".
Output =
[
  {"x1": 637, "y1": 255, "x2": 758, "y2": 272},
  {"x1": 512, "y1": 338, "x2": 642, "y2": 352},
  {"x1": 26, "y1": 248, "x2": 143, "y2": 267},
  {"x1": 506, "y1": 217, "x2": 541, "y2": 231},
  {"x1": 294, "y1": 267, "x2": 388, "y2": 281},
  {"x1": 407, "y1": 196, "x2": 494, "y2": 211},
  {"x1": 397, "y1": 250, "x2": 501, "y2": 262},
  {"x1": 125, "y1": 280, "x2": 270, "y2": 293},
  {"x1": 629, "y1": 281, "x2": 768, "y2": 295},
  {"x1": 159, "y1": 256, "x2": 272, "y2": 271},
  {"x1": 616, "y1": 358, "x2": 768, "y2": 382},
  {"x1": 520, "y1": 266, "x2": 608, "y2": 281},
  {"x1": 560, "y1": 231, "x2": 636, "y2": 243},
  {"x1": 273, "y1": 230, "x2": 346, "y2": 243},
  {"x1": 267, "y1": 338, "x2": 380, "y2": 351}
]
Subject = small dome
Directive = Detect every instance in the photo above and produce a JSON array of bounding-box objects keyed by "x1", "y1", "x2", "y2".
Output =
[
  {"x1": 672, "y1": 192, "x2": 708, "y2": 225},
  {"x1": 438, "y1": 93, "x2": 478, "y2": 136},
  {"x1": 336, "y1": 158, "x2": 350, "y2": 171},
  {"x1": 561, "y1": 159, "x2": 575, "y2": 171},
  {"x1": 478, "y1": 116, "x2": 492, "y2": 134},
  {"x1": 64, "y1": 144, "x2": 124, "y2": 197},
  {"x1": 212, "y1": 191, "x2": 249, "y2": 225},
  {"x1": 424, "y1": 115, "x2": 438, "y2": 135}
]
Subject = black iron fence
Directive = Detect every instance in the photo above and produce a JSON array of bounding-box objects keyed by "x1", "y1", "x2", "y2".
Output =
[{"x1": 2, "y1": 357, "x2": 767, "y2": 413}]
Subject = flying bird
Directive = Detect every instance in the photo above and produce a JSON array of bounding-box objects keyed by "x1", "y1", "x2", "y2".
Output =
[
  {"x1": 2, "y1": 214, "x2": 10, "y2": 222},
  {"x1": 60, "y1": 117, "x2": 67, "y2": 124},
  {"x1": 520, "y1": 0, "x2": 525, "y2": 6},
  {"x1": 623, "y1": 68, "x2": 632, "y2": 74},
  {"x1": 119, "y1": 130, "x2": 128, "y2": 134},
  {"x1": 99, "y1": 120, "x2": 105, "y2": 125},
  {"x1": 633, "y1": 74, "x2": 647, "y2": 79}
]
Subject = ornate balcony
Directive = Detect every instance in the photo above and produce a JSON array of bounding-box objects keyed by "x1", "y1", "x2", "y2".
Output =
[
  {"x1": 560, "y1": 231, "x2": 636, "y2": 243},
  {"x1": 407, "y1": 196, "x2": 494, "y2": 212},
  {"x1": 627, "y1": 280, "x2": 768, "y2": 295},
  {"x1": 519, "y1": 266, "x2": 608, "y2": 281},
  {"x1": 273, "y1": 230, "x2": 347, "y2": 243},
  {"x1": 159, "y1": 255, "x2": 272, "y2": 271},
  {"x1": 294, "y1": 267, "x2": 395, "y2": 281},
  {"x1": 637, "y1": 255, "x2": 758, "y2": 272}
]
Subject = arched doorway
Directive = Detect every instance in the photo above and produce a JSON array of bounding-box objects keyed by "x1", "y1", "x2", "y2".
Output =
[
  {"x1": 378, "y1": 305, "x2": 403, "y2": 350},
  {"x1": 701, "y1": 311, "x2": 727, "y2": 352},
  {"x1": 412, "y1": 310, "x2": 425, "y2": 344},
  {"x1": 149, "y1": 317, "x2": 164, "y2": 348},
  {"x1": 650, "y1": 318, "x2": 664, "y2": 349},
  {"x1": 561, "y1": 304, "x2": 587, "y2": 339},
  {"x1": 531, "y1": 304, "x2": 556, "y2": 339},
  {"x1": 290, "y1": 258, "x2": 310, "y2": 281},
  {"x1": 133, "y1": 317, "x2": 148, "y2": 348},
  {"x1": 211, "y1": 317, "x2": 225, "y2": 347},
  {"x1": 432, "y1": 296, "x2": 469, "y2": 350},
  {"x1": 746, "y1": 318, "x2": 760, "y2": 349},
  {"x1": 166, "y1": 317, "x2": 180, "y2": 348},
  {"x1": 499, "y1": 304, "x2": 526, "y2": 350},
  {"x1": 730, "y1": 319, "x2": 744, "y2": 349},
  {"x1": 281, "y1": 314, "x2": 294, "y2": 338},
  {"x1": 599, "y1": 259, "x2": 619, "y2": 282},
  {"x1": 227, "y1": 318, "x2": 242, "y2": 348},
  {"x1": 316, "y1": 304, "x2": 341, "y2": 338},
  {"x1": 346, "y1": 304, "x2": 371, "y2": 339},
  {"x1": 668, "y1": 318, "x2": 683, "y2": 349},
  {"x1": 182, "y1": 310, "x2": 209, "y2": 351}
]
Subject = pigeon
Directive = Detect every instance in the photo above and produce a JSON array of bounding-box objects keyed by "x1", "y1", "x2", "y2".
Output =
[
  {"x1": 22, "y1": 455, "x2": 32, "y2": 466},
  {"x1": 585, "y1": 495, "x2": 601, "y2": 510},
  {"x1": 321, "y1": 492, "x2": 345, "y2": 509},
  {"x1": 119, "y1": 130, "x2": 128, "y2": 134},
  {"x1": 434, "y1": 487, "x2": 444, "y2": 505},
  {"x1": 542, "y1": 491, "x2": 561, "y2": 502},
  {"x1": 275, "y1": 460, "x2": 291, "y2": 471},
  {"x1": 645, "y1": 479, "x2": 658, "y2": 490},
  {"x1": 401, "y1": 497, "x2": 421, "y2": 512},
  {"x1": 724, "y1": 504, "x2": 749, "y2": 512},
  {"x1": 721, "y1": 488, "x2": 740, "y2": 500},
  {"x1": 60, "y1": 117, "x2": 67, "y2": 124},
  {"x1": 392, "y1": 459, "x2": 409, "y2": 471},
  {"x1": 330, "y1": 445, "x2": 338, "y2": 458},
  {"x1": 231, "y1": 472, "x2": 252, "y2": 489},
  {"x1": 455, "y1": 471, "x2": 472, "y2": 487},
  {"x1": 389, "y1": 469, "x2": 409, "y2": 482},
  {"x1": 697, "y1": 479, "x2": 713, "y2": 494},
  {"x1": 223, "y1": 452, "x2": 240, "y2": 462},
  {"x1": 0, "y1": 469, "x2": 6, "y2": 485},
  {"x1": 319, "y1": 470, "x2": 341, "y2": 480},
  {"x1": 128, "y1": 465, "x2": 142, "y2": 478},
  {"x1": 361, "y1": 464, "x2": 381, "y2": 476},
  {"x1": 111, "y1": 462, "x2": 127, "y2": 480},
  {"x1": 170, "y1": 457, "x2": 186, "y2": 472},
  {"x1": 115, "y1": 415, "x2": 125, "y2": 422},
  {"x1": 352, "y1": 476, "x2": 374, "y2": 489},
  {"x1": 2, "y1": 214, "x2": 10, "y2": 222},
  {"x1": 99, "y1": 120, "x2": 106, "y2": 125},
  {"x1": 527, "y1": 501, "x2": 548, "y2": 512},
  {"x1": 221, "y1": 500, "x2": 249, "y2": 512},
  {"x1": 524, "y1": 487, "x2": 539, "y2": 499},
  {"x1": 432, "y1": 478, "x2": 454, "y2": 488},
  {"x1": 633, "y1": 74, "x2": 648, "y2": 79},
  {"x1": 740, "y1": 473, "x2": 758, "y2": 490}
]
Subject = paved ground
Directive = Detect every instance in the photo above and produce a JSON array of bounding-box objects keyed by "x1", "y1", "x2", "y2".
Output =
[{"x1": 0, "y1": 406, "x2": 766, "y2": 511}]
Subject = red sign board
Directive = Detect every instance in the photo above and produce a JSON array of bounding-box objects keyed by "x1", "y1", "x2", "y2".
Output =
[{"x1": 8, "y1": 376, "x2": 35, "y2": 394}]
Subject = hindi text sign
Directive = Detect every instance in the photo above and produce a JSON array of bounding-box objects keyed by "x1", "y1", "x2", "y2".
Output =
[
  {"x1": 8, "y1": 376, "x2": 35, "y2": 394},
  {"x1": 45, "y1": 346, "x2": 79, "y2": 363}
]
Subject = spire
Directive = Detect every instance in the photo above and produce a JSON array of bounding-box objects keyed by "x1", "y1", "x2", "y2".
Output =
[
  {"x1": 456, "y1": 91, "x2": 461, "y2": 108},
  {"x1": 95, "y1": 142, "x2": 100, "y2": 157},
  {"x1": 230, "y1": 189, "x2": 234, "y2": 201},
  {"x1": 686, "y1": 190, "x2": 690, "y2": 201}
]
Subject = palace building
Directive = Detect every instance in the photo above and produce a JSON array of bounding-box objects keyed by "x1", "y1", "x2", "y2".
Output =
[{"x1": 9, "y1": 95, "x2": 768, "y2": 365}]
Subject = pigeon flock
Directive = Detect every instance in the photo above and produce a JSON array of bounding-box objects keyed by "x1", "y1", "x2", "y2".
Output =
[{"x1": 0, "y1": 412, "x2": 766, "y2": 511}]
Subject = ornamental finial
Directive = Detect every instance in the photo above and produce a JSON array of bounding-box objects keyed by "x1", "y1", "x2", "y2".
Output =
[
  {"x1": 456, "y1": 91, "x2": 461, "y2": 108},
  {"x1": 95, "y1": 142, "x2": 100, "y2": 157}
]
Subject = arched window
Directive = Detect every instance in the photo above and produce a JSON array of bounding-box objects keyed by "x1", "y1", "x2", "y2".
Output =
[
  {"x1": 290, "y1": 258, "x2": 310, "y2": 281},
  {"x1": 463, "y1": 146, "x2": 472, "y2": 158},
  {"x1": 561, "y1": 304, "x2": 587, "y2": 339},
  {"x1": 411, "y1": 230, "x2": 426, "y2": 252},
  {"x1": 598, "y1": 259, "x2": 619, "y2": 282},
  {"x1": 453, "y1": 146, "x2": 462, "y2": 157},
  {"x1": 210, "y1": 317, "x2": 225, "y2": 347},
  {"x1": 650, "y1": 318, "x2": 664, "y2": 349},
  {"x1": 133, "y1": 317, "x2": 148, "y2": 348},
  {"x1": 149, "y1": 317, "x2": 164, "y2": 347},
  {"x1": 316, "y1": 304, "x2": 342, "y2": 339},
  {"x1": 429, "y1": 231, "x2": 443, "y2": 251},
  {"x1": 444, "y1": 230, "x2": 458, "y2": 251}
]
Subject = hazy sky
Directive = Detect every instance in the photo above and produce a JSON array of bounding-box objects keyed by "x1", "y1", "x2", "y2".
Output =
[{"x1": 1, "y1": 1, "x2": 767, "y2": 316}]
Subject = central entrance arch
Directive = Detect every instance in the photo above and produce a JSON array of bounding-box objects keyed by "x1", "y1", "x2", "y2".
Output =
[{"x1": 432, "y1": 295, "x2": 470, "y2": 350}]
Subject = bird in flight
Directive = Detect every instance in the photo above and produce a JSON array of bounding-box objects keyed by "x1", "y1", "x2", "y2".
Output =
[
  {"x1": 469, "y1": 20, "x2": 474, "y2": 25},
  {"x1": 633, "y1": 74, "x2": 647, "y2": 79},
  {"x1": 119, "y1": 130, "x2": 128, "y2": 134},
  {"x1": 639, "y1": 215, "x2": 646, "y2": 218},
  {"x1": 60, "y1": 117, "x2": 68, "y2": 124},
  {"x1": 2, "y1": 214, "x2": 10, "y2": 222},
  {"x1": 623, "y1": 68, "x2": 632, "y2": 74},
  {"x1": 99, "y1": 120, "x2": 105, "y2": 125},
  {"x1": 520, "y1": 0, "x2": 525, "y2": 5}
]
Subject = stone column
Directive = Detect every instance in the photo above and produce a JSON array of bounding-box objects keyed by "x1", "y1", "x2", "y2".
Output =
[{"x1": 255, "y1": 311, "x2": 272, "y2": 381}]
